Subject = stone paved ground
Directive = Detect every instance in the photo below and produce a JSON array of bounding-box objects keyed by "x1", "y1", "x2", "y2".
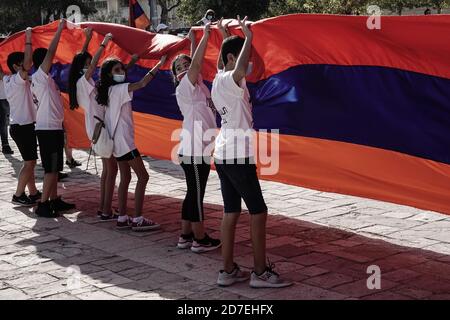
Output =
[{"x1": 0, "y1": 143, "x2": 449, "y2": 300}]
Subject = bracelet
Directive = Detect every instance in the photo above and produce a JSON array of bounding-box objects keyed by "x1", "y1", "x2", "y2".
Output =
[
  {"x1": 100, "y1": 44, "x2": 106, "y2": 48},
  {"x1": 149, "y1": 71, "x2": 155, "y2": 77},
  {"x1": 25, "y1": 43, "x2": 32, "y2": 45}
]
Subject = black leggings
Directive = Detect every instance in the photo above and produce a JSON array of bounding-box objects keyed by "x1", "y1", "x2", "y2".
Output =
[{"x1": 179, "y1": 155, "x2": 211, "y2": 222}]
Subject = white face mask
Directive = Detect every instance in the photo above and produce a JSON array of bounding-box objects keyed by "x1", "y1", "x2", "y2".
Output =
[
  {"x1": 176, "y1": 70, "x2": 188, "y2": 81},
  {"x1": 82, "y1": 68, "x2": 88, "y2": 74},
  {"x1": 113, "y1": 74, "x2": 125, "y2": 83}
]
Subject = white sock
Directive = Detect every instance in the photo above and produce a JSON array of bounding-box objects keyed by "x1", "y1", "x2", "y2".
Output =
[
  {"x1": 118, "y1": 215, "x2": 129, "y2": 222},
  {"x1": 133, "y1": 216, "x2": 143, "y2": 223}
]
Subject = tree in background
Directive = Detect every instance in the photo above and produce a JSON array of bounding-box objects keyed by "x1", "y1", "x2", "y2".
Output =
[
  {"x1": 158, "y1": 0, "x2": 182, "y2": 25},
  {"x1": 178, "y1": 0, "x2": 270, "y2": 25},
  {"x1": 0, "y1": 0, "x2": 96, "y2": 35}
]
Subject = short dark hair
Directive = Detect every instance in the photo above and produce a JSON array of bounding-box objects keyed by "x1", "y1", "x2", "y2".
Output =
[
  {"x1": 7, "y1": 52, "x2": 24, "y2": 74},
  {"x1": 221, "y1": 36, "x2": 245, "y2": 66},
  {"x1": 32, "y1": 48, "x2": 48, "y2": 69}
]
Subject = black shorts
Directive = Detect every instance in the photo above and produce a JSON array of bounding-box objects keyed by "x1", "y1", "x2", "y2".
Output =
[
  {"x1": 36, "y1": 130, "x2": 64, "y2": 173},
  {"x1": 214, "y1": 158, "x2": 267, "y2": 215},
  {"x1": 9, "y1": 123, "x2": 38, "y2": 161},
  {"x1": 116, "y1": 149, "x2": 140, "y2": 162}
]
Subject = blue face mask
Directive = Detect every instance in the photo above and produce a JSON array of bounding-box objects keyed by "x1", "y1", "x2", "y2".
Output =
[
  {"x1": 113, "y1": 74, "x2": 126, "y2": 83},
  {"x1": 206, "y1": 15, "x2": 213, "y2": 21}
]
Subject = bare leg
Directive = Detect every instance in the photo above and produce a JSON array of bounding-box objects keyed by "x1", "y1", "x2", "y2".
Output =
[
  {"x1": 98, "y1": 158, "x2": 108, "y2": 213},
  {"x1": 221, "y1": 212, "x2": 240, "y2": 272},
  {"x1": 127, "y1": 156, "x2": 149, "y2": 217},
  {"x1": 41, "y1": 173, "x2": 57, "y2": 202},
  {"x1": 181, "y1": 220, "x2": 192, "y2": 235},
  {"x1": 117, "y1": 161, "x2": 131, "y2": 216},
  {"x1": 15, "y1": 160, "x2": 36, "y2": 196},
  {"x1": 102, "y1": 157, "x2": 118, "y2": 215},
  {"x1": 251, "y1": 212, "x2": 267, "y2": 274},
  {"x1": 191, "y1": 222, "x2": 206, "y2": 240}
]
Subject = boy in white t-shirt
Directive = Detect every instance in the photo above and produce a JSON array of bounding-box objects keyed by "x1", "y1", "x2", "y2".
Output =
[
  {"x1": 31, "y1": 19, "x2": 75, "y2": 217},
  {"x1": 212, "y1": 16, "x2": 292, "y2": 288},
  {"x1": 0, "y1": 27, "x2": 41, "y2": 206}
]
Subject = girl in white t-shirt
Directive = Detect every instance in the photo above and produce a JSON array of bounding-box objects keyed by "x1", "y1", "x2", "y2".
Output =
[
  {"x1": 95, "y1": 54, "x2": 166, "y2": 232},
  {"x1": 171, "y1": 23, "x2": 221, "y2": 253},
  {"x1": 68, "y1": 29, "x2": 119, "y2": 221}
]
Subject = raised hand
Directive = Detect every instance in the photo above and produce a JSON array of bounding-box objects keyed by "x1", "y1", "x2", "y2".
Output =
[
  {"x1": 237, "y1": 15, "x2": 252, "y2": 39},
  {"x1": 102, "y1": 33, "x2": 113, "y2": 46},
  {"x1": 83, "y1": 27, "x2": 93, "y2": 39}
]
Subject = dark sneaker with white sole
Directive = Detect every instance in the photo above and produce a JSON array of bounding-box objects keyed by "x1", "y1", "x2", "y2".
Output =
[
  {"x1": 131, "y1": 217, "x2": 160, "y2": 232},
  {"x1": 51, "y1": 197, "x2": 76, "y2": 212},
  {"x1": 35, "y1": 200, "x2": 59, "y2": 218},
  {"x1": 116, "y1": 216, "x2": 132, "y2": 230},
  {"x1": 12, "y1": 193, "x2": 33, "y2": 207},
  {"x1": 177, "y1": 232, "x2": 194, "y2": 249},
  {"x1": 100, "y1": 210, "x2": 120, "y2": 221},
  {"x1": 191, "y1": 234, "x2": 221, "y2": 253},
  {"x1": 28, "y1": 191, "x2": 42, "y2": 204}
]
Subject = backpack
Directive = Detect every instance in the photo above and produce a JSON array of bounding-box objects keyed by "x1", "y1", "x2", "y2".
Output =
[{"x1": 91, "y1": 114, "x2": 114, "y2": 158}]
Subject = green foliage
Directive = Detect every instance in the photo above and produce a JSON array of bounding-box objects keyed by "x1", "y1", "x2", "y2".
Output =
[{"x1": 0, "y1": 0, "x2": 96, "y2": 34}]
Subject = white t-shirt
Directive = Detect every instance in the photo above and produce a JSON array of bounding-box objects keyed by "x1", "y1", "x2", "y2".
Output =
[
  {"x1": 3, "y1": 73, "x2": 36, "y2": 125},
  {"x1": 0, "y1": 79, "x2": 6, "y2": 99},
  {"x1": 211, "y1": 70, "x2": 254, "y2": 160},
  {"x1": 175, "y1": 75, "x2": 217, "y2": 156},
  {"x1": 76, "y1": 76, "x2": 103, "y2": 140},
  {"x1": 31, "y1": 67, "x2": 64, "y2": 130},
  {"x1": 104, "y1": 83, "x2": 136, "y2": 158}
]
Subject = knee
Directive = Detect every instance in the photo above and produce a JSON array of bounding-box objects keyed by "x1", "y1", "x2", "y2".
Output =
[
  {"x1": 23, "y1": 160, "x2": 36, "y2": 169},
  {"x1": 139, "y1": 171, "x2": 149, "y2": 184},
  {"x1": 120, "y1": 172, "x2": 131, "y2": 185}
]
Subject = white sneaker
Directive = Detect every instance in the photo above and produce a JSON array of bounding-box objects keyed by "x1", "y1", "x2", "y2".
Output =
[
  {"x1": 249, "y1": 263, "x2": 293, "y2": 288},
  {"x1": 217, "y1": 263, "x2": 250, "y2": 287}
]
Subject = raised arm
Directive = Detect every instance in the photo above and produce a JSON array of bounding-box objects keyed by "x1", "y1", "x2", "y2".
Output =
[
  {"x1": 128, "y1": 55, "x2": 167, "y2": 92},
  {"x1": 125, "y1": 54, "x2": 139, "y2": 71},
  {"x1": 232, "y1": 16, "x2": 252, "y2": 84},
  {"x1": 217, "y1": 17, "x2": 232, "y2": 70},
  {"x1": 40, "y1": 19, "x2": 65, "y2": 74},
  {"x1": 19, "y1": 27, "x2": 33, "y2": 80},
  {"x1": 187, "y1": 23, "x2": 210, "y2": 85},
  {"x1": 85, "y1": 33, "x2": 112, "y2": 81},
  {"x1": 81, "y1": 27, "x2": 93, "y2": 53}
]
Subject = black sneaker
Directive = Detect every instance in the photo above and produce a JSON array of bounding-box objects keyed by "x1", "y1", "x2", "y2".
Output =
[
  {"x1": 58, "y1": 172, "x2": 68, "y2": 181},
  {"x1": 66, "y1": 158, "x2": 82, "y2": 168},
  {"x1": 35, "y1": 200, "x2": 59, "y2": 218},
  {"x1": 51, "y1": 197, "x2": 76, "y2": 212},
  {"x1": 11, "y1": 193, "x2": 33, "y2": 207},
  {"x1": 177, "y1": 232, "x2": 194, "y2": 249},
  {"x1": 29, "y1": 191, "x2": 42, "y2": 204},
  {"x1": 2, "y1": 145, "x2": 13, "y2": 155},
  {"x1": 191, "y1": 234, "x2": 222, "y2": 253}
]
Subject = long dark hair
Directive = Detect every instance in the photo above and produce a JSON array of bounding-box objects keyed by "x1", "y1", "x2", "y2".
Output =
[
  {"x1": 95, "y1": 58, "x2": 125, "y2": 106},
  {"x1": 171, "y1": 54, "x2": 192, "y2": 87},
  {"x1": 68, "y1": 52, "x2": 92, "y2": 110}
]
